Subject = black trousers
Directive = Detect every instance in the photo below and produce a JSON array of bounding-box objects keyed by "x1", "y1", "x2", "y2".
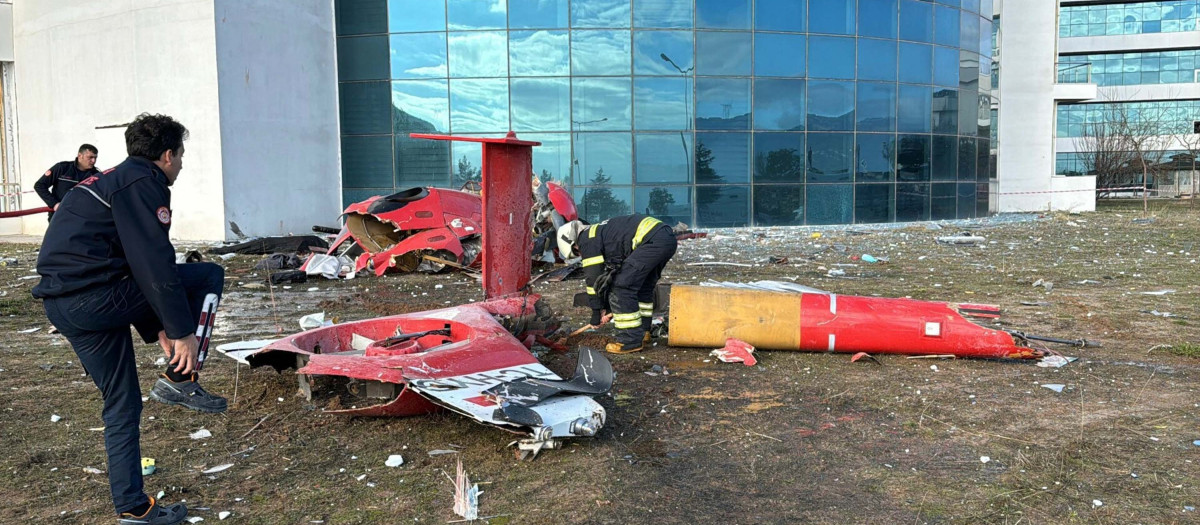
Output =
[
  {"x1": 609, "y1": 226, "x2": 677, "y2": 345},
  {"x1": 42, "y1": 263, "x2": 224, "y2": 514}
]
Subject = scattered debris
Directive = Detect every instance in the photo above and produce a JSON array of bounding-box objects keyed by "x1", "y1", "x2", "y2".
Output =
[
  {"x1": 219, "y1": 511, "x2": 231, "y2": 520},
  {"x1": 701, "y1": 280, "x2": 827, "y2": 294},
  {"x1": 861, "y1": 254, "x2": 881, "y2": 263},
  {"x1": 50, "y1": 414, "x2": 62, "y2": 423},
  {"x1": 253, "y1": 253, "x2": 302, "y2": 271},
  {"x1": 937, "y1": 233, "x2": 986, "y2": 245},
  {"x1": 428, "y1": 450, "x2": 459, "y2": 457},
  {"x1": 82, "y1": 466, "x2": 103, "y2": 475},
  {"x1": 1142, "y1": 310, "x2": 1185, "y2": 319},
  {"x1": 141, "y1": 457, "x2": 156, "y2": 476},
  {"x1": 189, "y1": 428, "x2": 212, "y2": 440},
  {"x1": 710, "y1": 339, "x2": 757, "y2": 366},
  {"x1": 187, "y1": 517, "x2": 204, "y2": 523},
  {"x1": 18, "y1": 327, "x2": 41, "y2": 334},
  {"x1": 980, "y1": 456, "x2": 991, "y2": 464},
  {"x1": 1037, "y1": 356, "x2": 1079, "y2": 368},
  {"x1": 451, "y1": 459, "x2": 481, "y2": 521},
  {"x1": 304, "y1": 253, "x2": 355, "y2": 280},
  {"x1": 385, "y1": 454, "x2": 405, "y2": 467},
  {"x1": 209, "y1": 235, "x2": 328, "y2": 255},
  {"x1": 1141, "y1": 289, "x2": 1176, "y2": 295},
  {"x1": 906, "y1": 354, "x2": 957, "y2": 360},
  {"x1": 850, "y1": 352, "x2": 881, "y2": 365},
  {"x1": 826, "y1": 268, "x2": 846, "y2": 277},
  {"x1": 298, "y1": 312, "x2": 333, "y2": 330},
  {"x1": 687, "y1": 261, "x2": 753, "y2": 268},
  {"x1": 1041, "y1": 384, "x2": 1065, "y2": 393},
  {"x1": 1093, "y1": 499, "x2": 1103, "y2": 508},
  {"x1": 767, "y1": 256, "x2": 789, "y2": 265},
  {"x1": 201, "y1": 463, "x2": 234, "y2": 474},
  {"x1": 269, "y1": 270, "x2": 308, "y2": 285},
  {"x1": 1020, "y1": 301, "x2": 1052, "y2": 307},
  {"x1": 930, "y1": 365, "x2": 940, "y2": 372},
  {"x1": 1032, "y1": 279, "x2": 1054, "y2": 292}
]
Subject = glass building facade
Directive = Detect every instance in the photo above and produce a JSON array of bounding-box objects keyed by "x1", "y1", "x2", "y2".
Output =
[
  {"x1": 335, "y1": 0, "x2": 994, "y2": 226},
  {"x1": 1059, "y1": 1, "x2": 1200, "y2": 38},
  {"x1": 1056, "y1": 100, "x2": 1200, "y2": 138},
  {"x1": 1059, "y1": 50, "x2": 1200, "y2": 86}
]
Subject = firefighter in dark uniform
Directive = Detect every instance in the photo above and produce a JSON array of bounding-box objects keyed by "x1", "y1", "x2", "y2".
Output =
[
  {"x1": 33, "y1": 143, "x2": 101, "y2": 222},
  {"x1": 557, "y1": 214, "x2": 678, "y2": 354},
  {"x1": 33, "y1": 114, "x2": 226, "y2": 525}
]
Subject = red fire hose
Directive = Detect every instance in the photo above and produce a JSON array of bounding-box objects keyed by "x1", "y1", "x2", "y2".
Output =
[{"x1": 0, "y1": 206, "x2": 51, "y2": 219}]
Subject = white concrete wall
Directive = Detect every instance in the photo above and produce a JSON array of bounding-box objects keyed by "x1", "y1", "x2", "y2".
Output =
[
  {"x1": 13, "y1": 0, "x2": 225, "y2": 239},
  {"x1": 995, "y1": 0, "x2": 1063, "y2": 212},
  {"x1": 1059, "y1": 32, "x2": 1200, "y2": 54},
  {"x1": 213, "y1": 0, "x2": 341, "y2": 239},
  {"x1": 0, "y1": 3, "x2": 13, "y2": 61}
]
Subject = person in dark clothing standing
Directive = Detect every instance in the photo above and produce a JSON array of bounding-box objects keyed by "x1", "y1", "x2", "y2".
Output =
[
  {"x1": 33, "y1": 114, "x2": 226, "y2": 525},
  {"x1": 33, "y1": 143, "x2": 100, "y2": 221},
  {"x1": 557, "y1": 214, "x2": 677, "y2": 354}
]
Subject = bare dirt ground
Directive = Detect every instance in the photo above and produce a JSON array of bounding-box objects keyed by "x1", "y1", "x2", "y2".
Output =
[{"x1": 2, "y1": 200, "x2": 1199, "y2": 524}]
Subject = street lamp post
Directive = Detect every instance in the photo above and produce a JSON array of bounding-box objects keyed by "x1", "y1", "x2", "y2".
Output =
[
  {"x1": 570, "y1": 117, "x2": 608, "y2": 191},
  {"x1": 660, "y1": 53, "x2": 693, "y2": 182}
]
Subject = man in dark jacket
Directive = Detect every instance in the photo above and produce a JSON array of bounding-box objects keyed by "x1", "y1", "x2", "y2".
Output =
[
  {"x1": 557, "y1": 214, "x2": 677, "y2": 354},
  {"x1": 33, "y1": 114, "x2": 226, "y2": 525},
  {"x1": 33, "y1": 143, "x2": 100, "y2": 221}
]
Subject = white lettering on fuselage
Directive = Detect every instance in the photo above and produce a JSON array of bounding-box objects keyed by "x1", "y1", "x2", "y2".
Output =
[{"x1": 408, "y1": 365, "x2": 555, "y2": 391}]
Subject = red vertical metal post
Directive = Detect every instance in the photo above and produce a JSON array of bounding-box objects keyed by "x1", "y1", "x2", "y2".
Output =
[{"x1": 409, "y1": 132, "x2": 541, "y2": 299}]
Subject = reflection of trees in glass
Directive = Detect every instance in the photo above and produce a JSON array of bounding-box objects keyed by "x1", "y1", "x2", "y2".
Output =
[
  {"x1": 754, "y1": 187, "x2": 803, "y2": 225},
  {"x1": 695, "y1": 141, "x2": 724, "y2": 209},
  {"x1": 646, "y1": 187, "x2": 676, "y2": 216},
  {"x1": 581, "y1": 169, "x2": 629, "y2": 221},
  {"x1": 897, "y1": 136, "x2": 929, "y2": 181},
  {"x1": 453, "y1": 155, "x2": 480, "y2": 187},
  {"x1": 754, "y1": 147, "x2": 803, "y2": 182}
]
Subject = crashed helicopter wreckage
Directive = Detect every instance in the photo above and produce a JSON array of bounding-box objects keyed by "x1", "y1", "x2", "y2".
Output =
[{"x1": 222, "y1": 133, "x2": 612, "y2": 457}]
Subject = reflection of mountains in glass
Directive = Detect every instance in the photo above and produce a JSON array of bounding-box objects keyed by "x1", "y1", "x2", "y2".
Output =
[
  {"x1": 695, "y1": 113, "x2": 751, "y2": 129},
  {"x1": 394, "y1": 106, "x2": 450, "y2": 187}
]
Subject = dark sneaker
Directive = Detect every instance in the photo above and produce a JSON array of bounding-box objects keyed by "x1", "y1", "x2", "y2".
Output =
[
  {"x1": 605, "y1": 342, "x2": 644, "y2": 354},
  {"x1": 117, "y1": 497, "x2": 187, "y2": 525},
  {"x1": 149, "y1": 377, "x2": 228, "y2": 413}
]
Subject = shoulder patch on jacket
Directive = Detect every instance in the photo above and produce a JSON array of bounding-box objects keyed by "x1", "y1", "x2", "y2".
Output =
[
  {"x1": 43, "y1": 170, "x2": 51, "y2": 177},
  {"x1": 156, "y1": 206, "x2": 171, "y2": 225}
]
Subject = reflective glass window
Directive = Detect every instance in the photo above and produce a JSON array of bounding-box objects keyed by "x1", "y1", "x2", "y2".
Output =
[
  {"x1": 696, "y1": 32, "x2": 752, "y2": 76},
  {"x1": 899, "y1": 0, "x2": 933, "y2": 43},
  {"x1": 755, "y1": 0, "x2": 806, "y2": 32},
  {"x1": 958, "y1": 88, "x2": 978, "y2": 136},
  {"x1": 449, "y1": 135, "x2": 499, "y2": 187},
  {"x1": 933, "y1": 46, "x2": 958, "y2": 87},
  {"x1": 957, "y1": 137, "x2": 976, "y2": 180},
  {"x1": 898, "y1": 43, "x2": 932, "y2": 84},
  {"x1": 856, "y1": 133, "x2": 896, "y2": 182},
  {"x1": 520, "y1": 133, "x2": 572, "y2": 182},
  {"x1": 571, "y1": 0, "x2": 631, "y2": 28},
  {"x1": 931, "y1": 88, "x2": 958, "y2": 134},
  {"x1": 634, "y1": 31, "x2": 694, "y2": 75},
  {"x1": 976, "y1": 137, "x2": 989, "y2": 181},
  {"x1": 339, "y1": 81, "x2": 392, "y2": 135},
  {"x1": 963, "y1": 0, "x2": 980, "y2": 12},
  {"x1": 573, "y1": 77, "x2": 633, "y2": 131},
  {"x1": 511, "y1": 78, "x2": 570, "y2": 132},
  {"x1": 807, "y1": 133, "x2": 854, "y2": 182},
  {"x1": 572, "y1": 30, "x2": 632, "y2": 75},
  {"x1": 859, "y1": 0, "x2": 898, "y2": 38},
  {"x1": 855, "y1": 183, "x2": 894, "y2": 223},
  {"x1": 810, "y1": 0, "x2": 856, "y2": 35},
  {"x1": 636, "y1": 185, "x2": 693, "y2": 223},
  {"x1": 933, "y1": 5, "x2": 960, "y2": 47},
  {"x1": 635, "y1": 133, "x2": 692, "y2": 183},
  {"x1": 858, "y1": 38, "x2": 897, "y2": 81},
  {"x1": 896, "y1": 182, "x2": 930, "y2": 221},
  {"x1": 754, "y1": 78, "x2": 806, "y2": 131},
  {"x1": 391, "y1": 80, "x2": 450, "y2": 133},
  {"x1": 897, "y1": 85, "x2": 931, "y2": 132},
  {"x1": 448, "y1": 32, "x2": 507, "y2": 78},
  {"x1": 754, "y1": 33, "x2": 806, "y2": 77},
  {"x1": 634, "y1": 0, "x2": 693, "y2": 28},
  {"x1": 634, "y1": 77, "x2": 693, "y2": 131},
  {"x1": 449, "y1": 78, "x2": 509, "y2": 133},
  {"x1": 389, "y1": 34, "x2": 448, "y2": 79},
  {"x1": 896, "y1": 134, "x2": 931, "y2": 181},
  {"x1": 388, "y1": 0, "x2": 445, "y2": 32},
  {"x1": 447, "y1": 0, "x2": 506, "y2": 30},
  {"x1": 805, "y1": 184, "x2": 852, "y2": 224},
  {"x1": 808, "y1": 37, "x2": 856, "y2": 79},
  {"x1": 930, "y1": 182, "x2": 956, "y2": 220},
  {"x1": 344, "y1": 188, "x2": 385, "y2": 207},
  {"x1": 754, "y1": 133, "x2": 805, "y2": 183},
  {"x1": 931, "y1": 135, "x2": 957, "y2": 180},
  {"x1": 935, "y1": 0, "x2": 960, "y2": 7},
  {"x1": 957, "y1": 182, "x2": 976, "y2": 219},
  {"x1": 510, "y1": 0, "x2": 569, "y2": 29},
  {"x1": 396, "y1": 134, "x2": 451, "y2": 187},
  {"x1": 696, "y1": 0, "x2": 751, "y2": 29},
  {"x1": 696, "y1": 78, "x2": 751, "y2": 130},
  {"x1": 695, "y1": 132, "x2": 750, "y2": 184},
  {"x1": 510, "y1": 31, "x2": 570, "y2": 76},
  {"x1": 807, "y1": 81, "x2": 854, "y2": 132},
  {"x1": 959, "y1": 51, "x2": 979, "y2": 91},
  {"x1": 754, "y1": 185, "x2": 805, "y2": 225},
  {"x1": 960, "y1": 10, "x2": 980, "y2": 53},
  {"x1": 696, "y1": 185, "x2": 750, "y2": 227},
  {"x1": 337, "y1": 0, "x2": 386, "y2": 36},
  {"x1": 575, "y1": 186, "x2": 633, "y2": 222},
  {"x1": 341, "y1": 136, "x2": 394, "y2": 188},
  {"x1": 339, "y1": 36, "x2": 390, "y2": 81},
  {"x1": 575, "y1": 132, "x2": 633, "y2": 185}
]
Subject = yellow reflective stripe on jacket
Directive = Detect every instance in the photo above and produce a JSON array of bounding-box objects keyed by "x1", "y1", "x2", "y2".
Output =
[
  {"x1": 586, "y1": 286, "x2": 597, "y2": 295},
  {"x1": 614, "y1": 319, "x2": 642, "y2": 329},
  {"x1": 588, "y1": 224, "x2": 599, "y2": 238},
  {"x1": 582, "y1": 255, "x2": 605, "y2": 267},
  {"x1": 612, "y1": 312, "x2": 640, "y2": 321},
  {"x1": 631, "y1": 217, "x2": 663, "y2": 250}
]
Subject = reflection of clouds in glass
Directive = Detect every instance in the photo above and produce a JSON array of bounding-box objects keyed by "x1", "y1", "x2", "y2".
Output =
[
  {"x1": 696, "y1": 31, "x2": 751, "y2": 75},
  {"x1": 572, "y1": 77, "x2": 632, "y2": 130},
  {"x1": 575, "y1": 132, "x2": 633, "y2": 184},
  {"x1": 388, "y1": 0, "x2": 445, "y2": 32},
  {"x1": 511, "y1": 78, "x2": 570, "y2": 132},
  {"x1": 806, "y1": 81, "x2": 854, "y2": 131},
  {"x1": 633, "y1": 0, "x2": 693, "y2": 28},
  {"x1": 696, "y1": 0, "x2": 751, "y2": 29},
  {"x1": 571, "y1": 30, "x2": 631, "y2": 75},
  {"x1": 635, "y1": 133, "x2": 691, "y2": 183},
  {"x1": 447, "y1": 0, "x2": 507, "y2": 29},
  {"x1": 510, "y1": 31, "x2": 570, "y2": 76},
  {"x1": 448, "y1": 31, "x2": 508, "y2": 77},
  {"x1": 571, "y1": 0, "x2": 631, "y2": 28},
  {"x1": 753, "y1": 79, "x2": 805, "y2": 131},
  {"x1": 695, "y1": 78, "x2": 750, "y2": 129},
  {"x1": 511, "y1": 0, "x2": 569, "y2": 29},
  {"x1": 389, "y1": 34, "x2": 446, "y2": 78},
  {"x1": 633, "y1": 31, "x2": 693, "y2": 75},
  {"x1": 520, "y1": 133, "x2": 572, "y2": 182},
  {"x1": 450, "y1": 79, "x2": 510, "y2": 132},
  {"x1": 754, "y1": 33, "x2": 805, "y2": 77},
  {"x1": 634, "y1": 77, "x2": 691, "y2": 131},
  {"x1": 392, "y1": 80, "x2": 449, "y2": 132}
]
